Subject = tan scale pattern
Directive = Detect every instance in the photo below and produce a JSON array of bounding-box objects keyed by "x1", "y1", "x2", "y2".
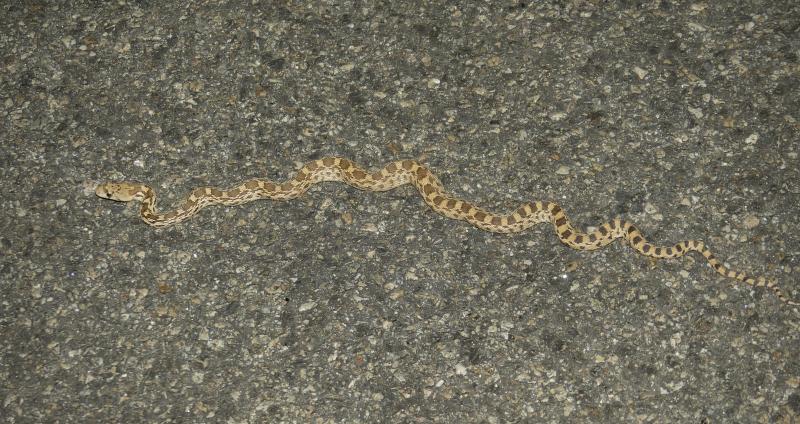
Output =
[{"x1": 96, "y1": 157, "x2": 797, "y2": 305}]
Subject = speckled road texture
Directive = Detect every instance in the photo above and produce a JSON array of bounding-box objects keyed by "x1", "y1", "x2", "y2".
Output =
[{"x1": 1, "y1": 1, "x2": 799, "y2": 422}]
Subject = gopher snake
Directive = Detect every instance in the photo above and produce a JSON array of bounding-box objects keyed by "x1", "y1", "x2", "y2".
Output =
[{"x1": 96, "y1": 157, "x2": 797, "y2": 305}]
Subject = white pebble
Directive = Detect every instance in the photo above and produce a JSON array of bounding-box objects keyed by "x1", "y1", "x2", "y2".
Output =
[
  {"x1": 743, "y1": 214, "x2": 760, "y2": 229},
  {"x1": 299, "y1": 301, "x2": 317, "y2": 312}
]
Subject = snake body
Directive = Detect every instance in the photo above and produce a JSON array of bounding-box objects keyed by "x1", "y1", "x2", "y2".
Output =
[{"x1": 96, "y1": 157, "x2": 797, "y2": 305}]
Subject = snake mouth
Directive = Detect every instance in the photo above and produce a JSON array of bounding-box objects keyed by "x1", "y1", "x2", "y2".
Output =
[{"x1": 94, "y1": 185, "x2": 110, "y2": 198}]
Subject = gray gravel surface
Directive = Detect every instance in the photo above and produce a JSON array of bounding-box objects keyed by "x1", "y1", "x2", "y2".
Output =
[{"x1": 2, "y1": 1, "x2": 800, "y2": 422}]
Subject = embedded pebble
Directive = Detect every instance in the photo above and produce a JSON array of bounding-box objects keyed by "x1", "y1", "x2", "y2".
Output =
[
  {"x1": 299, "y1": 301, "x2": 317, "y2": 312},
  {"x1": 743, "y1": 214, "x2": 760, "y2": 229}
]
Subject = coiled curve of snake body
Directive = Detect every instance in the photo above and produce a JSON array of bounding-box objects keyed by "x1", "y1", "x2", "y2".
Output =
[{"x1": 95, "y1": 157, "x2": 797, "y2": 305}]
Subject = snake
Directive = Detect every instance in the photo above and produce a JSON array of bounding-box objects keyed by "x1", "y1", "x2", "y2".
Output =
[{"x1": 95, "y1": 157, "x2": 797, "y2": 306}]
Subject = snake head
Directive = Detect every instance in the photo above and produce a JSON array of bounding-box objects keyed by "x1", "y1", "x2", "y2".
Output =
[{"x1": 95, "y1": 182, "x2": 147, "y2": 202}]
